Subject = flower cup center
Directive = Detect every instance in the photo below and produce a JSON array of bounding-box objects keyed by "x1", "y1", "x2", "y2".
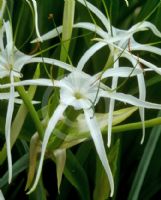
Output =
[{"x1": 74, "y1": 91, "x2": 84, "y2": 99}]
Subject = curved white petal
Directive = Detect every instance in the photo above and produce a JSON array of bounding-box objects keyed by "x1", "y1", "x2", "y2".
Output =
[
  {"x1": 5, "y1": 72, "x2": 15, "y2": 183},
  {"x1": 135, "y1": 21, "x2": 161, "y2": 38},
  {"x1": 28, "y1": 57, "x2": 75, "y2": 72},
  {"x1": 0, "y1": 92, "x2": 19, "y2": 99},
  {"x1": 77, "y1": 0, "x2": 110, "y2": 32},
  {"x1": 122, "y1": 54, "x2": 146, "y2": 143},
  {"x1": 31, "y1": 26, "x2": 63, "y2": 43},
  {"x1": 137, "y1": 74, "x2": 146, "y2": 144},
  {"x1": 0, "y1": 190, "x2": 5, "y2": 200},
  {"x1": 0, "y1": 79, "x2": 62, "y2": 88},
  {"x1": 27, "y1": 103, "x2": 67, "y2": 194},
  {"x1": 31, "y1": 0, "x2": 42, "y2": 42},
  {"x1": 107, "y1": 55, "x2": 119, "y2": 147},
  {"x1": 4, "y1": 21, "x2": 13, "y2": 57},
  {"x1": 73, "y1": 22, "x2": 108, "y2": 38},
  {"x1": 101, "y1": 40, "x2": 161, "y2": 75},
  {"x1": 100, "y1": 90, "x2": 161, "y2": 110},
  {"x1": 77, "y1": 41, "x2": 107, "y2": 70},
  {"x1": 132, "y1": 43, "x2": 161, "y2": 56},
  {"x1": 99, "y1": 67, "x2": 144, "y2": 80},
  {"x1": 84, "y1": 108, "x2": 114, "y2": 197}
]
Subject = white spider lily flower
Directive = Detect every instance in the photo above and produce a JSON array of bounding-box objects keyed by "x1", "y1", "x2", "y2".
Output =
[
  {"x1": 31, "y1": 0, "x2": 161, "y2": 145},
  {"x1": 0, "y1": 20, "x2": 76, "y2": 184},
  {"x1": 16, "y1": 69, "x2": 161, "y2": 196},
  {"x1": 74, "y1": 0, "x2": 161, "y2": 146},
  {"x1": 25, "y1": 0, "x2": 42, "y2": 42}
]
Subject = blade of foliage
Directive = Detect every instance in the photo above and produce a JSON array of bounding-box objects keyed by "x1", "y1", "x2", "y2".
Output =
[
  {"x1": 128, "y1": 110, "x2": 161, "y2": 200},
  {"x1": 61, "y1": 150, "x2": 90, "y2": 200},
  {"x1": 0, "y1": 154, "x2": 29, "y2": 188},
  {"x1": 25, "y1": 133, "x2": 41, "y2": 190}
]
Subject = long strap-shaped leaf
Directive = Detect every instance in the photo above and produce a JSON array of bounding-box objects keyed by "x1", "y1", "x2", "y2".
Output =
[{"x1": 128, "y1": 110, "x2": 161, "y2": 200}]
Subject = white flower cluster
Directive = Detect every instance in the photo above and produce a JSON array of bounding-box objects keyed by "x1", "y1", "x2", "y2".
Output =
[{"x1": 1, "y1": 0, "x2": 161, "y2": 197}]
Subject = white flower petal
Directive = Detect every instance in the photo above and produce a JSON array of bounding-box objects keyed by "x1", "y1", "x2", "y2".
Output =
[
  {"x1": 28, "y1": 57, "x2": 75, "y2": 72},
  {"x1": 4, "y1": 21, "x2": 13, "y2": 57},
  {"x1": 136, "y1": 21, "x2": 161, "y2": 38},
  {"x1": 30, "y1": 0, "x2": 42, "y2": 42},
  {"x1": 122, "y1": 54, "x2": 146, "y2": 143},
  {"x1": 100, "y1": 90, "x2": 161, "y2": 110},
  {"x1": 74, "y1": 22, "x2": 108, "y2": 38},
  {"x1": 107, "y1": 55, "x2": 119, "y2": 147},
  {"x1": 0, "y1": 190, "x2": 5, "y2": 200},
  {"x1": 84, "y1": 108, "x2": 114, "y2": 197},
  {"x1": 0, "y1": 79, "x2": 62, "y2": 88},
  {"x1": 77, "y1": 41, "x2": 107, "y2": 70},
  {"x1": 0, "y1": 92, "x2": 19, "y2": 99},
  {"x1": 5, "y1": 72, "x2": 15, "y2": 183},
  {"x1": 77, "y1": 0, "x2": 110, "y2": 32},
  {"x1": 27, "y1": 103, "x2": 67, "y2": 194},
  {"x1": 101, "y1": 40, "x2": 161, "y2": 75},
  {"x1": 99, "y1": 67, "x2": 144, "y2": 80},
  {"x1": 31, "y1": 26, "x2": 63, "y2": 43},
  {"x1": 132, "y1": 43, "x2": 161, "y2": 56}
]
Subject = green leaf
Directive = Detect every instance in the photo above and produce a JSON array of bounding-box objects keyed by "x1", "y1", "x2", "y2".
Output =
[
  {"x1": 63, "y1": 150, "x2": 90, "y2": 200},
  {"x1": 0, "y1": 154, "x2": 29, "y2": 188},
  {"x1": 128, "y1": 110, "x2": 161, "y2": 200},
  {"x1": 25, "y1": 133, "x2": 41, "y2": 190},
  {"x1": 54, "y1": 149, "x2": 66, "y2": 192}
]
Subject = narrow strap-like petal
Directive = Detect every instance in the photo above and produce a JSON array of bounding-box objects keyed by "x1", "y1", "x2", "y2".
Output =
[
  {"x1": 122, "y1": 54, "x2": 146, "y2": 143},
  {"x1": 0, "y1": 79, "x2": 62, "y2": 88},
  {"x1": 27, "y1": 103, "x2": 67, "y2": 194},
  {"x1": 99, "y1": 67, "x2": 144, "y2": 80},
  {"x1": 100, "y1": 90, "x2": 161, "y2": 110},
  {"x1": 31, "y1": 25, "x2": 63, "y2": 43},
  {"x1": 28, "y1": 57, "x2": 75, "y2": 72},
  {"x1": 77, "y1": 0, "x2": 110, "y2": 32},
  {"x1": 77, "y1": 41, "x2": 107, "y2": 70},
  {"x1": 107, "y1": 54, "x2": 119, "y2": 147},
  {"x1": 84, "y1": 108, "x2": 114, "y2": 197},
  {"x1": 5, "y1": 72, "x2": 15, "y2": 183},
  {"x1": 74, "y1": 22, "x2": 108, "y2": 38}
]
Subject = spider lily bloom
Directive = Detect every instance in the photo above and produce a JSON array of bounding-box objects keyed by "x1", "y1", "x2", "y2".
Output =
[
  {"x1": 75, "y1": 0, "x2": 161, "y2": 146},
  {"x1": 0, "y1": 20, "x2": 76, "y2": 184},
  {"x1": 8, "y1": 70, "x2": 161, "y2": 196},
  {"x1": 31, "y1": 0, "x2": 161, "y2": 146}
]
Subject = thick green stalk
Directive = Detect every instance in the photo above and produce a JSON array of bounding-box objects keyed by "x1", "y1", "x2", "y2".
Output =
[
  {"x1": 66, "y1": 115, "x2": 161, "y2": 142},
  {"x1": 15, "y1": 78, "x2": 44, "y2": 140},
  {"x1": 60, "y1": 0, "x2": 75, "y2": 64},
  {"x1": 112, "y1": 116, "x2": 161, "y2": 133},
  {"x1": 49, "y1": 0, "x2": 75, "y2": 112}
]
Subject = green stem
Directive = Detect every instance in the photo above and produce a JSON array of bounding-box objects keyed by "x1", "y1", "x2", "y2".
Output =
[
  {"x1": 67, "y1": 116, "x2": 161, "y2": 141},
  {"x1": 60, "y1": 0, "x2": 75, "y2": 64},
  {"x1": 15, "y1": 78, "x2": 44, "y2": 140},
  {"x1": 112, "y1": 116, "x2": 161, "y2": 133}
]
